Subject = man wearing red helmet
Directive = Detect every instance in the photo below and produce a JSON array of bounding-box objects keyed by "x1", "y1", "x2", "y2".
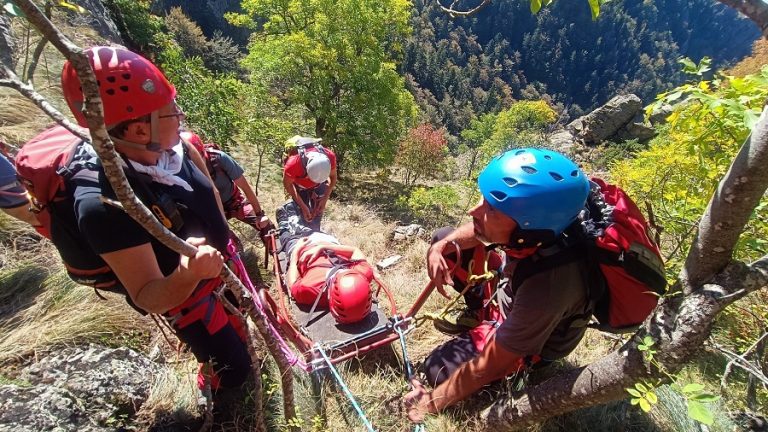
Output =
[
  {"x1": 60, "y1": 47, "x2": 251, "y2": 401},
  {"x1": 180, "y1": 131, "x2": 273, "y2": 239}
]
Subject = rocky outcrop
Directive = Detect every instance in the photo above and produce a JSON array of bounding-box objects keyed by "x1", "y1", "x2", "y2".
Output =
[
  {"x1": 567, "y1": 94, "x2": 655, "y2": 145},
  {"x1": 547, "y1": 94, "x2": 659, "y2": 158},
  {"x1": 0, "y1": 344, "x2": 160, "y2": 431},
  {"x1": 65, "y1": 0, "x2": 123, "y2": 44}
]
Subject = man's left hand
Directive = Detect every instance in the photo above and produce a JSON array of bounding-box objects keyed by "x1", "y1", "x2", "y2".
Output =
[
  {"x1": 255, "y1": 215, "x2": 273, "y2": 230},
  {"x1": 403, "y1": 378, "x2": 435, "y2": 423}
]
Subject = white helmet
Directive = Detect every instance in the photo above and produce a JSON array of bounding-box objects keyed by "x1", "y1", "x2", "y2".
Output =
[{"x1": 305, "y1": 151, "x2": 331, "y2": 183}]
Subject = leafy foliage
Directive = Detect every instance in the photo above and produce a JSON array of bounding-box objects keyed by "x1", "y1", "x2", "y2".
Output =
[
  {"x1": 614, "y1": 64, "x2": 768, "y2": 271},
  {"x1": 164, "y1": 8, "x2": 243, "y2": 75},
  {"x1": 397, "y1": 184, "x2": 461, "y2": 227},
  {"x1": 102, "y1": 0, "x2": 166, "y2": 55},
  {"x1": 396, "y1": 123, "x2": 449, "y2": 187},
  {"x1": 231, "y1": 0, "x2": 418, "y2": 168},
  {"x1": 458, "y1": 100, "x2": 556, "y2": 179},
  {"x1": 157, "y1": 45, "x2": 244, "y2": 150}
]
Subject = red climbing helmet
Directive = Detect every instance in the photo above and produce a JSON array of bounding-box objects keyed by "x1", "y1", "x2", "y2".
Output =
[
  {"x1": 61, "y1": 46, "x2": 176, "y2": 127},
  {"x1": 329, "y1": 270, "x2": 372, "y2": 324},
  {"x1": 180, "y1": 131, "x2": 205, "y2": 154}
]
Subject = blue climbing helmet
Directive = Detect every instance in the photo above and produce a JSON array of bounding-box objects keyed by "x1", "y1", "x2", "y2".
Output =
[{"x1": 477, "y1": 148, "x2": 589, "y2": 239}]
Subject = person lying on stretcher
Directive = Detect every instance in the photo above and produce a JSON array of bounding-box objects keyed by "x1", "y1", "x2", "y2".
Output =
[{"x1": 283, "y1": 231, "x2": 374, "y2": 324}]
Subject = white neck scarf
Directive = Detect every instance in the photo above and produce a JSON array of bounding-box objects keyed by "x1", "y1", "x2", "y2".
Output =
[{"x1": 122, "y1": 142, "x2": 193, "y2": 191}]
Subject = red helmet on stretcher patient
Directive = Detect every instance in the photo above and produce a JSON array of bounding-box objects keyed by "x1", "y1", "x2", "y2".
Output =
[{"x1": 329, "y1": 268, "x2": 373, "y2": 324}]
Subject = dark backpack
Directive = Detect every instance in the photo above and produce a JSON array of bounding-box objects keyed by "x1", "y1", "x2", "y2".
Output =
[
  {"x1": 15, "y1": 126, "x2": 184, "y2": 297},
  {"x1": 511, "y1": 177, "x2": 667, "y2": 333}
]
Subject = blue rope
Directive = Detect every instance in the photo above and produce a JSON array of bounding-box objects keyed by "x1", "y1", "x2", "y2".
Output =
[
  {"x1": 394, "y1": 320, "x2": 427, "y2": 432},
  {"x1": 314, "y1": 344, "x2": 376, "y2": 432}
]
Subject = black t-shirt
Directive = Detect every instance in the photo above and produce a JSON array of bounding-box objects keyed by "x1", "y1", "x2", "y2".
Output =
[{"x1": 72, "y1": 153, "x2": 229, "y2": 276}]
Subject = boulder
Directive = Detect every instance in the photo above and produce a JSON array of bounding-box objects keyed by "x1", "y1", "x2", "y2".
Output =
[
  {"x1": 0, "y1": 384, "x2": 109, "y2": 432},
  {"x1": 17, "y1": 344, "x2": 159, "y2": 424},
  {"x1": 567, "y1": 94, "x2": 643, "y2": 145},
  {"x1": 393, "y1": 224, "x2": 425, "y2": 242}
]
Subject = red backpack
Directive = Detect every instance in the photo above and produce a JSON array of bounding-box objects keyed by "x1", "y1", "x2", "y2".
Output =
[
  {"x1": 511, "y1": 177, "x2": 667, "y2": 333},
  {"x1": 15, "y1": 125, "x2": 120, "y2": 289}
]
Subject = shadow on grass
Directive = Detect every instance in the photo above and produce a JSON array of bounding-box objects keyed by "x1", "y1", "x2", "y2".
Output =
[
  {"x1": 0, "y1": 264, "x2": 50, "y2": 324},
  {"x1": 334, "y1": 172, "x2": 419, "y2": 224}
]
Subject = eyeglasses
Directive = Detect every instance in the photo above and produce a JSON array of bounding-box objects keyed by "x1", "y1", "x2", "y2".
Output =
[{"x1": 158, "y1": 103, "x2": 186, "y2": 120}]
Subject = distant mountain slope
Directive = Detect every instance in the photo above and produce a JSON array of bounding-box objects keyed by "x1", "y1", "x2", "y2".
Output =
[{"x1": 403, "y1": 0, "x2": 760, "y2": 134}]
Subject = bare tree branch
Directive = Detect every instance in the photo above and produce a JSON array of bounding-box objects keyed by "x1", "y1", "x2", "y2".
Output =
[
  {"x1": 717, "y1": 0, "x2": 768, "y2": 37},
  {"x1": 436, "y1": 0, "x2": 493, "y2": 17}
]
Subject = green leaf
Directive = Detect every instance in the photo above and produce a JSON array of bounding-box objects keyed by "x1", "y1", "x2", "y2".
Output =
[
  {"x1": 638, "y1": 345, "x2": 648, "y2": 351},
  {"x1": 682, "y1": 383, "x2": 705, "y2": 394},
  {"x1": 687, "y1": 400, "x2": 714, "y2": 425},
  {"x1": 630, "y1": 397, "x2": 640, "y2": 405},
  {"x1": 645, "y1": 391, "x2": 658, "y2": 404},
  {"x1": 530, "y1": 0, "x2": 542, "y2": 14},
  {"x1": 691, "y1": 393, "x2": 720, "y2": 403},
  {"x1": 588, "y1": 0, "x2": 600, "y2": 20},
  {"x1": 626, "y1": 388, "x2": 642, "y2": 398},
  {"x1": 635, "y1": 383, "x2": 649, "y2": 393},
  {"x1": 643, "y1": 336, "x2": 655, "y2": 346},
  {"x1": 639, "y1": 398, "x2": 651, "y2": 412},
  {"x1": 3, "y1": 1, "x2": 24, "y2": 17},
  {"x1": 666, "y1": 91, "x2": 684, "y2": 102}
]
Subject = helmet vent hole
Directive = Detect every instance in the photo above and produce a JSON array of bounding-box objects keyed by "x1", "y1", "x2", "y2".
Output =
[
  {"x1": 544, "y1": 155, "x2": 552, "y2": 160},
  {"x1": 122, "y1": 73, "x2": 131, "y2": 80},
  {"x1": 570, "y1": 170, "x2": 579, "y2": 177},
  {"x1": 514, "y1": 149, "x2": 526, "y2": 155},
  {"x1": 521, "y1": 166, "x2": 537, "y2": 174},
  {"x1": 96, "y1": 80, "x2": 101, "y2": 87},
  {"x1": 549, "y1": 172, "x2": 563, "y2": 181},
  {"x1": 106, "y1": 76, "x2": 116, "y2": 83},
  {"x1": 126, "y1": 106, "x2": 133, "y2": 113},
  {"x1": 119, "y1": 86, "x2": 129, "y2": 92},
  {"x1": 502, "y1": 177, "x2": 518, "y2": 187},
  {"x1": 490, "y1": 191, "x2": 507, "y2": 201},
  {"x1": 105, "y1": 89, "x2": 115, "y2": 96}
]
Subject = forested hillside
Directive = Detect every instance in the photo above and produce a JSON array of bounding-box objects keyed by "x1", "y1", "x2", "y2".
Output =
[{"x1": 403, "y1": 0, "x2": 761, "y2": 134}]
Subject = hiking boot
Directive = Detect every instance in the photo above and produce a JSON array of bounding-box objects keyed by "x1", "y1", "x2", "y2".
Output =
[{"x1": 433, "y1": 308, "x2": 481, "y2": 335}]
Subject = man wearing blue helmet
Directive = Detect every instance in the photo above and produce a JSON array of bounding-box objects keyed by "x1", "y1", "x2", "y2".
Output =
[{"x1": 404, "y1": 148, "x2": 594, "y2": 422}]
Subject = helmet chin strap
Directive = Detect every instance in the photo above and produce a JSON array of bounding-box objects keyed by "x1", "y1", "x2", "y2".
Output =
[{"x1": 109, "y1": 111, "x2": 163, "y2": 153}]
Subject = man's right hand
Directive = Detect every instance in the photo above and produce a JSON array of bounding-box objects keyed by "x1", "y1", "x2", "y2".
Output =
[
  {"x1": 182, "y1": 237, "x2": 224, "y2": 280},
  {"x1": 426, "y1": 240, "x2": 454, "y2": 299},
  {"x1": 300, "y1": 203, "x2": 313, "y2": 222}
]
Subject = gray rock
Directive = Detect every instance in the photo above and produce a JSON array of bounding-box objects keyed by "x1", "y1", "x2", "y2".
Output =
[
  {"x1": 567, "y1": 94, "x2": 643, "y2": 145},
  {"x1": 376, "y1": 255, "x2": 403, "y2": 270},
  {"x1": 20, "y1": 344, "x2": 159, "y2": 423},
  {"x1": 394, "y1": 224, "x2": 425, "y2": 238},
  {"x1": 617, "y1": 121, "x2": 657, "y2": 142},
  {"x1": 547, "y1": 129, "x2": 577, "y2": 153},
  {"x1": 0, "y1": 384, "x2": 109, "y2": 432}
]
